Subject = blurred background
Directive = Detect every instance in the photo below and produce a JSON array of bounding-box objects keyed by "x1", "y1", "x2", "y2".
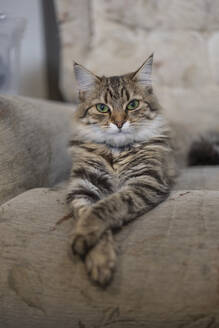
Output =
[
  {"x1": 1, "y1": 0, "x2": 219, "y2": 121},
  {"x1": 0, "y1": 0, "x2": 47, "y2": 98}
]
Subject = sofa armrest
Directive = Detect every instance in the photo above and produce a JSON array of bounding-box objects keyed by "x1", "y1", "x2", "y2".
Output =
[
  {"x1": 0, "y1": 95, "x2": 73, "y2": 205},
  {"x1": 0, "y1": 188, "x2": 219, "y2": 327}
]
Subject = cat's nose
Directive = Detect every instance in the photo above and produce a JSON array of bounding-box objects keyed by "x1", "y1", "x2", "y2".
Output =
[{"x1": 114, "y1": 121, "x2": 125, "y2": 129}]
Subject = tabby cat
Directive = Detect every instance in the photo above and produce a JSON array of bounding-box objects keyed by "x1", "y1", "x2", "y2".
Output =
[{"x1": 67, "y1": 55, "x2": 176, "y2": 286}]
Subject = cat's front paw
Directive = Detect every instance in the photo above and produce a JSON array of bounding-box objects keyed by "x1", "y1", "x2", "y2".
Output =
[
  {"x1": 71, "y1": 214, "x2": 106, "y2": 256},
  {"x1": 85, "y1": 231, "x2": 117, "y2": 287}
]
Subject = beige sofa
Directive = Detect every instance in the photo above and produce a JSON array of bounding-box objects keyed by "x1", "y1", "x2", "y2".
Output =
[
  {"x1": 0, "y1": 96, "x2": 219, "y2": 328},
  {"x1": 1, "y1": 94, "x2": 219, "y2": 328}
]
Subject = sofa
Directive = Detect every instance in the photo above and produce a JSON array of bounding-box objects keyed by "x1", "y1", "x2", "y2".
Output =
[{"x1": 1, "y1": 94, "x2": 219, "y2": 327}]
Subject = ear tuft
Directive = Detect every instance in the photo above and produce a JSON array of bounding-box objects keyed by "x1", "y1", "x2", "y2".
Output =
[
  {"x1": 73, "y1": 62, "x2": 99, "y2": 92},
  {"x1": 132, "y1": 53, "x2": 154, "y2": 87}
]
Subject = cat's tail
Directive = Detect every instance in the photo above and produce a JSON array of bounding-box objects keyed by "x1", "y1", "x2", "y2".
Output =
[{"x1": 188, "y1": 131, "x2": 219, "y2": 166}]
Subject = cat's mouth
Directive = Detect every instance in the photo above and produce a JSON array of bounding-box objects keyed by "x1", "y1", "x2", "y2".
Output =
[
  {"x1": 107, "y1": 129, "x2": 131, "y2": 136},
  {"x1": 107, "y1": 121, "x2": 131, "y2": 135},
  {"x1": 110, "y1": 127, "x2": 128, "y2": 132}
]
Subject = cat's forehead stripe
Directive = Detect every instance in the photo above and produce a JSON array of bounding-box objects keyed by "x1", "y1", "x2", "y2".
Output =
[
  {"x1": 103, "y1": 77, "x2": 130, "y2": 102},
  {"x1": 109, "y1": 77, "x2": 120, "y2": 99},
  {"x1": 124, "y1": 88, "x2": 130, "y2": 101}
]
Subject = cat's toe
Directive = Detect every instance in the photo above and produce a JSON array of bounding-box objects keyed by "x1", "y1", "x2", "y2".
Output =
[
  {"x1": 98, "y1": 264, "x2": 114, "y2": 286},
  {"x1": 71, "y1": 234, "x2": 88, "y2": 256},
  {"x1": 85, "y1": 237, "x2": 117, "y2": 287}
]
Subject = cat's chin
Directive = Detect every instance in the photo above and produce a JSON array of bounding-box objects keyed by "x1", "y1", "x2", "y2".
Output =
[
  {"x1": 100, "y1": 126, "x2": 134, "y2": 147},
  {"x1": 104, "y1": 133, "x2": 134, "y2": 148},
  {"x1": 106, "y1": 130, "x2": 130, "y2": 137},
  {"x1": 81, "y1": 128, "x2": 133, "y2": 148}
]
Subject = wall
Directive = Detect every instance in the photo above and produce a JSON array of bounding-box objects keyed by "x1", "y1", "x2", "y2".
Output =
[{"x1": 0, "y1": 0, "x2": 47, "y2": 98}]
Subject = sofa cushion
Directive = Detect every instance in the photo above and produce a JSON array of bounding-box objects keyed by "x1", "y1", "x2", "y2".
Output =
[
  {"x1": 1, "y1": 186, "x2": 219, "y2": 327},
  {"x1": 175, "y1": 166, "x2": 219, "y2": 191},
  {"x1": 0, "y1": 95, "x2": 73, "y2": 205}
]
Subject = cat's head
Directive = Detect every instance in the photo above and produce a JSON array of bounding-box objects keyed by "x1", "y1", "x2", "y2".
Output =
[{"x1": 73, "y1": 55, "x2": 165, "y2": 148}]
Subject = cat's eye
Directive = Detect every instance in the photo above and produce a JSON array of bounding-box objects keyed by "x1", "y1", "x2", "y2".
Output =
[
  {"x1": 96, "y1": 103, "x2": 110, "y2": 113},
  {"x1": 126, "y1": 99, "x2": 139, "y2": 110}
]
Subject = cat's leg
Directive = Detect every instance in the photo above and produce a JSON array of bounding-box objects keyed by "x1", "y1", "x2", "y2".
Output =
[
  {"x1": 70, "y1": 210, "x2": 106, "y2": 256},
  {"x1": 67, "y1": 172, "x2": 113, "y2": 255},
  {"x1": 67, "y1": 198, "x2": 106, "y2": 256},
  {"x1": 67, "y1": 169, "x2": 117, "y2": 286},
  {"x1": 72, "y1": 176, "x2": 170, "y2": 255},
  {"x1": 67, "y1": 177, "x2": 101, "y2": 218},
  {"x1": 85, "y1": 229, "x2": 117, "y2": 286}
]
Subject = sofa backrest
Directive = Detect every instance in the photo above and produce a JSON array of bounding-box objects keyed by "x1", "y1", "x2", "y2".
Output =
[{"x1": 0, "y1": 95, "x2": 73, "y2": 205}]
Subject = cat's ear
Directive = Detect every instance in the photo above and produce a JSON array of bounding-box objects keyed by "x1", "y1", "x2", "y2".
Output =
[
  {"x1": 73, "y1": 62, "x2": 100, "y2": 93},
  {"x1": 132, "y1": 54, "x2": 153, "y2": 87}
]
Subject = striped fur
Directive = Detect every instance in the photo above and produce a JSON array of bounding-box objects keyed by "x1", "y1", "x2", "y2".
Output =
[{"x1": 67, "y1": 56, "x2": 176, "y2": 286}]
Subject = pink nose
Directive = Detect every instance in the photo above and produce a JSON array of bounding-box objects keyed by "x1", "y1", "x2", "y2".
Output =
[{"x1": 115, "y1": 121, "x2": 125, "y2": 129}]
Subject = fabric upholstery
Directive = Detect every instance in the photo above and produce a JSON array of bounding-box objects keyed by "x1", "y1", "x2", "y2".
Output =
[
  {"x1": 175, "y1": 166, "x2": 219, "y2": 191},
  {"x1": 0, "y1": 95, "x2": 73, "y2": 205},
  {"x1": 1, "y1": 187, "x2": 219, "y2": 327}
]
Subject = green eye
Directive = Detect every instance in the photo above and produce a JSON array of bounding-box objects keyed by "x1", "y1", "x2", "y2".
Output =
[
  {"x1": 96, "y1": 103, "x2": 110, "y2": 113},
  {"x1": 126, "y1": 99, "x2": 139, "y2": 110}
]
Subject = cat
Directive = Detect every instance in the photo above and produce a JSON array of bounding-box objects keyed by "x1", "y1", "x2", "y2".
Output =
[{"x1": 66, "y1": 54, "x2": 178, "y2": 286}]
